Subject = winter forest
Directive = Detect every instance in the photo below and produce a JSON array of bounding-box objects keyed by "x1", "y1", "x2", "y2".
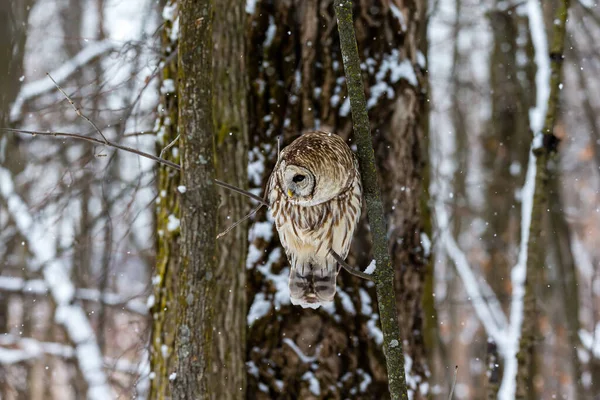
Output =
[{"x1": 0, "y1": 0, "x2": 598, "y2": 398}]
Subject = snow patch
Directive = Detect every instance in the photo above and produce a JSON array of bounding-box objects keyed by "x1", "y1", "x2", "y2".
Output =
[
  {"x1": 245, "y1": 0, "x2": 257, "y2": 14},
  {"x1": 301, "y1": 371, "x2": 321, "y2": 396},
  {"x1": 364, "y1": 259, "x2": 376, "y2": 275},
  {"x1": 167, "y1": 214, "x2": 180, "y2": 232}
]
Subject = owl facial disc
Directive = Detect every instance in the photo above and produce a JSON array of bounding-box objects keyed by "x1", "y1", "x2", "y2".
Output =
[{"x1": 283, "y1": 165, "x2": 314, "y2": 200}]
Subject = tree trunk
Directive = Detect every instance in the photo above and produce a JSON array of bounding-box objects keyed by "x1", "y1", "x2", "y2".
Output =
[
  {"x1": 245, "y1": 1, "x2": 429, "y2": 398},
  {"x1": 150, "y1": 0, "x2": 249, "y2": 398},
  {"x1": 484, "y1": 10, "x2": 532, "y2": 303},
  {"x1": 211, "y1": 0, "x2": 249, "y2": 397},
  {"x1": 170, "y1": 0, "x2": 218, "y2": 398},
  {"x1": 515, "y1": 0, "x2": 570, "y2": 397},
  {"x1": 483, "y1": 10, "x2": 533, "y2": 399}
]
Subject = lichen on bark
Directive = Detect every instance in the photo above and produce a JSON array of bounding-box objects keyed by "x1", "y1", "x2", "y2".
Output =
[
  {"x1": 149, "y1": 2, "x2": 181, "y2": 397},
  {"x1": 171, "y1": 0, "x2": 218, "y2": 398},
  {"x1": 334, "y1": 0, "x2": 409, "y2": 398}
]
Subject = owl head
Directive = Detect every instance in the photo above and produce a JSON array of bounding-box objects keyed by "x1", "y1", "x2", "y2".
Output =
[{"x1": 276, "y1": 132, "x2": 354, "y2": 206}]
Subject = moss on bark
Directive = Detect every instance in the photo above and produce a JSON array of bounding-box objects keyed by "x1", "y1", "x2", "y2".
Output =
[
  {"x1": 149, "y1": 3, "x2": 181, "y2": 397},
  {"x1": 334, "y1": 1, "x2": 408, "y2": 398}
]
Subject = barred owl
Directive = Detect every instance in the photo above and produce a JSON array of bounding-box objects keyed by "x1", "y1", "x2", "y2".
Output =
[{"x1": 267, "y1": 131, "x2": 362, "y2": 308}]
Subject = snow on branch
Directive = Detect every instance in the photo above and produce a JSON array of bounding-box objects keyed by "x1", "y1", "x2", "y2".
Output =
[
  {"x1": 498, "y1": 150, "x2": 537, "y2": 400},
  {"x1": 434, "y1": 201, "x2": 509, "y2": 354},
  {"x1": 498, "y1": 0, "x2": 554, "y2": 397},
  {"x1": 0, "y1": 335, "x2": 74, "y2": 364},
  {"x1": 0, "y1": 276, "x2": 148, "y2": 316},
  {"x1": 282, "y1": 338, "x2": 319, "y2": 364},
  {"x1": 526, "y1": 0, "x2": 550, "y2": 136},
  {"x1": 579, "y1": 325, "x2": 600, "y2": 359},
  {"x1": 0, "y1": 165, "x2": 112, "y2": 399},
  {"x1": 10, "y1": 40, "x2": 119, "y2": 122},
  {"x1": 0, "y1": 335, "x2": 141, "y2": 375}
]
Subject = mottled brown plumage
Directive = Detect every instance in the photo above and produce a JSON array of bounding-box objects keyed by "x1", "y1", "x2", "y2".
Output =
[{"x1": 266, "y1": 131, "x2": 362, "y2": 308}]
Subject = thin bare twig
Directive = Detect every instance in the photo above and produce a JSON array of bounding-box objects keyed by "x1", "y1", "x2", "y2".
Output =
[
  {"x1": 277, "y1": 135, "x2": 282, "y2": 162},
  {"x1": 47, "y1": 73, "x2": 110, "y2": 144},
  {"x1": 1, "y1": 127, "x2": 180, "y2": 169},
  {"x1": 448, "y1": 366, "x2": 458, "y2": 400},
  {"x1": 0, "y1": 127, "x2": 269, "y2": 206},
  {"x1": 159, "y1": 133, "x2": 180, "y2": 158},
  {"x1": 209, "y1": 179, "x2": 268, "y2": 206},
  {"x1": 329, "y1": 249, "x2": 374, "y2": 281},
  {"x1": 123, "y1": 130, "x2": 157, "y2": 137},
  {"x1": 216, "y1": 203, "x2": 264, "y2": 239}
]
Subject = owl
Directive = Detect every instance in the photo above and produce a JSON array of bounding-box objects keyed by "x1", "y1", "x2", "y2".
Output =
[{"x1": 266, "y1": 131, "x2": 362, "y2": 308}]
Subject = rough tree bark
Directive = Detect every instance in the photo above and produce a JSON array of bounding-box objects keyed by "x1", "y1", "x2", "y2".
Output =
[
  {"x1": 150, "y1": 0, "x2": 248, "y2": 398},
  {"x1": 245, "y1": 1, "x2": 430, "y2": 398},
  {"x1": 211, "y1": 0, "x2": 249, "y2": 396},
  {"x1": 171, "y1": 0, "x2": 218, "y2": 397},
  {"x1": 515, "y1": 0, "x2": 570, "y2": 397}
]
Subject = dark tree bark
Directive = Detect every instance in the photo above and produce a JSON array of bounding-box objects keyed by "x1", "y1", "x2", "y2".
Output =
[
  {"x1": 245, "y1": 1, "x2": 430, "y2": 398},
  {"x1": 171, "y1": 0, "x2": 218, "y2": 398},
  {"x1": 211, "y1": 0, "x2": 249, "y2": 396},
  {"x1": 150, "y1": 0, "x2": 249, "y2": 398}
]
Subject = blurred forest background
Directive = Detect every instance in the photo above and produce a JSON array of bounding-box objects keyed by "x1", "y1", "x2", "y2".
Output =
[{"x1": 0, "y1": 0, "x2": 598, "y2": 399}]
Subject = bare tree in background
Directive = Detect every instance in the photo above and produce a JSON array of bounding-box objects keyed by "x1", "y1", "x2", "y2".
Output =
[{"x1": 1, "y1": 0, "x2": 160, "y2": 398}]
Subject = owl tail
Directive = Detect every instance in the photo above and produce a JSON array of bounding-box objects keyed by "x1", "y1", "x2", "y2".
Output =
[{"x1": 289, "y1": 259, "x2": 338, "y2": 309}]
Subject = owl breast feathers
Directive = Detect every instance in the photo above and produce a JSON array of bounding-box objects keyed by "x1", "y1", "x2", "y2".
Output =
[{"x1": 266, "y1": 131, "x2": 362, "y2": 308}]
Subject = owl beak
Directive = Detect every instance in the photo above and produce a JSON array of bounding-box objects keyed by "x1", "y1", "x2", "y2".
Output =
[{"x1": 287, "y1": 189, "x2": 294, "y2": 198}]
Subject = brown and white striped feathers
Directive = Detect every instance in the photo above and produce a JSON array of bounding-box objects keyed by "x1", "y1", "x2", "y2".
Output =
[{"x1": 266, "y1": 131, "x2": 362, "y2": 308}]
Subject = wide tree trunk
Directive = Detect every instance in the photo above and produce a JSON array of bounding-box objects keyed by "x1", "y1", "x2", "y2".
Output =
[
  {"x1": 150, "y1": 0, "x2": 249, "y2": 398},
  {"x1": 211, "y1": 0, "x2": 250, "y2": 396},
  {"x1": 245, "y1": 1, "x2": 430, "y2": 398},
  {"x1": 170, "y1": 0, "x2": 218, "y2": 397}
]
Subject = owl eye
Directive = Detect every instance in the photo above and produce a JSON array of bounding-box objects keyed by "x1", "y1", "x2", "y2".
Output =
[{"x1": 292, "y1": 174, "x2": 306, "y2": 183}]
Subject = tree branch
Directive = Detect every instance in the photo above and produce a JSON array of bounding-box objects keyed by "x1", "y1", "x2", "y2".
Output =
[
  {"x1": 0, "y1": 127, "x2": 269, "y2": 206},
  {"x1": 334, "y1": 0, "x2": 407, "y2": 398},
  {"x1": 0, "y1": 334, "x2": 142, "y2": 375},
  {"x1": 329, "y1": 249, "x2": 373, "y2": 281},
  {"x1": 46, "y1": 72, "x2": 109, "y2": 144},
  {"x1": 10, "y1": 40, "x2": 118, "y2": 122},
  {"x1": 0, "y1": 276, "x2": 148, "y2": 316}
]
